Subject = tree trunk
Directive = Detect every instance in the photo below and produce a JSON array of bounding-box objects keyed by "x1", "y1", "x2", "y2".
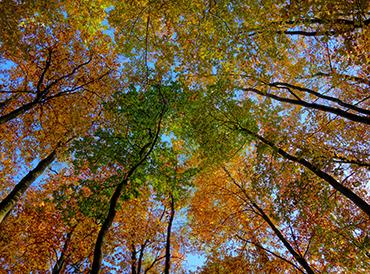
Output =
[
  {"x1": 244, "y1": 87, "x2": 370, "y2": 125},
  {"x1": 90, "y1": 179, "x2": 127, "y2": 274},
  {"x1": 223, "y1": 168, "x2": 314, "y2": 274},
  {"x1": 164, "y1": 195, "x2": 175, "y2": 274},
  {"x1": 251, "y1": 200, "x2": 314, "y2": 274},
  {"x1": 268, "y1": 81, "x2": 370, "y2": 115},
  {"x1": 137, "y1": 240, "x2": 148, "y2": 274},
  {"x1": 90, "y1": 103, "x2": 165, "y2": 273},
  {"x1": 52, "y1": 229, "x2": 74, "y2": 274},
  {"x1": 131, "y1": 244, "x2": 137, "y2": 274},
  {"x1": 0, "y1": 149, "x2": 56, "y2": 224},
  {"x1": 239, "y1": 127, "x2": 370, "y2": 217},
  {"x1": 0, "y1": 100, "x2": 38, "y2": 125}
]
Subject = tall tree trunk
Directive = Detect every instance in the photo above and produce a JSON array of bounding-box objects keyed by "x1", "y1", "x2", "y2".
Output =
[
  {"x1": 90, "y1": 103, "x2": 165, "y2": 273},
  {"x1": 239, "y1": 127, "x2": 370, "y2": 217},
  {"x1": 243, "y1": 88, "x2": 370, "y2": 125},
  {"x1": 52, "y1": 229, "x2": 74, "y2": 274},
  {"x1": 137, "y1": 240, "x2": 148, "y2": 274},
  {"x1": 90, "y1": 179, "x2": 127, "y2": 274},
  {"x1": 250, "y1": 199, "x2": 314, "y2": 274},
  {"x1": 0, "y1": 149, "x2": 56, "y2": 224},
  {"x1": 164, "y1": 195, "x2": 175, "y2": 274},
  {"x1": 131, "y1": 244, "x2": 137, "y2": 274},
  {"x1": 90, "y1": 145, "x2": 158, "y2": 273},
  {"x1": 90, "y1": 157, "x2": 157, "y2": 273},
  {"x1": 223, "y1": 168, "x2": 314, "y2": 274}
]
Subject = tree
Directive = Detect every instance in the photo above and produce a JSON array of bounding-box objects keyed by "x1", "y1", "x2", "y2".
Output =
[
  {"x1": 0, "y1": 169, "x2": 99, "y2": 272},
  {"x1": 0, "y1": 0, "x2": 116, "y2": 229},
  {"x1": 71, "y1": 83, "x2": 188, "y2": 272},
  {"x1": 0, "y1": 1, "x2": 369, "y2": 272},
  {"x1": 190, "y1": 153, "x2": 369, "y2": 273},
  {"x1": 0, "y1": 146, "x2": 57, "y2": 224},
  {"x1": 181, "y1": 87, "x2": 369, "y2": 216}
]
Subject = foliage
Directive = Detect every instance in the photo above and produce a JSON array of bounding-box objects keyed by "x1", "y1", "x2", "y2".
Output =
[{"x1": 0, "y1": 1, "x2": 369, "y2": 273}]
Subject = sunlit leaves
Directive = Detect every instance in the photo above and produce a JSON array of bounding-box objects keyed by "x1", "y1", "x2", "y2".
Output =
[{"x1": 0, "y1": 1, "x2": 369, "y2": 272}]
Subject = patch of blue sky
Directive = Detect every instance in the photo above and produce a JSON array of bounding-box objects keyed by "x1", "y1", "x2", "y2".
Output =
[
  {"x1": 183, "y1": 253, "x2": 206, "y2": 272},
  {"x1": 161, "y1": 131, "x2": 175, "y2": 146},
  {"x1": 0, "y1": 57, "x2": 16, "y2": 71},
  {"x1": 173, "y1": 206, "x2": 206, "y2": 272},
  {"x1": 101, "y1": 6, "x2": 115, "y2": 43},
  {"x1": 0, "y1": 58, "x2": 18, "y2": 92}
]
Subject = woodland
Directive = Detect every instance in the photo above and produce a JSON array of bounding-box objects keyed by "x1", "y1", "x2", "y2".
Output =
[{"x1": 0, "y1": 0, "x2": 369, "y2": 273}]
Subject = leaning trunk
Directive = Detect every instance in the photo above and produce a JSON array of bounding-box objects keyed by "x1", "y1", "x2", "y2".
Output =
[
  {"x1": 0, "y1": 100, "x2": 38, "y2": 125},
  {"x1": 239, "y1": 127, "x2": 370, "y2": 217},
  {"x1": 52, "y1": 229, "x2": 74, "y2": 274},
  {"x1": 0, "y1": 149, "x2": 56, "y2": 224},
  {"x1": 90, "y1": 179, "x2": 127, "y2": 274},
  {"x1": 251, "y1": 200, "x2": 314, "y2": 274},
  {"x1": 223, "y1": 167, "x2": 314, "y2": 274}
]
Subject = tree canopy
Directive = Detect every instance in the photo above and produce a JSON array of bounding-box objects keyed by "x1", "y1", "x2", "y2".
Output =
[{"x1": 0, "y1": 1, "x2": 369, "y2": 273}]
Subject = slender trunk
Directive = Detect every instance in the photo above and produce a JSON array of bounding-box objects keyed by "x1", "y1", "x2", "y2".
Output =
[
  {"x1": 164, "y1": 195, "x2": 175, "y2": 274},
  {"x1": 90, "y1": 153, "x2": 155, "y2": 273},
  {"x1": 0, "y1": 149, "x2": 56, "y2": 224},
  {"x1": 52, "y1": 229, "x2": 74, "y2": 274},
  {"x1": 131, "y1": 244, "x2": 137, "y2": 274},
  {"x1": 144, "y1": 255, "x2": 166, "y2": 274},
  {"x1": 332, "y1": 158, "x2": 370, "y2": 168},
  {"x1": 90, "y1": 143, "x2": 158, "y2": 273},
  {"x1": 239, "y1": 127, "x2": 370, "y2": 217},
  {"x1": 244, "y1": 88, "x2": 370, "y2": 125},
  {"x1": 90, "y1": 179, "x2": 127, "y2": 274},
  {"x1": 90, "y1": 103, "x2": 165, "y2": 273},
  {"x1": 268, "y1": 82, "x2": 370, "y2": 116},
  {"x1": 0, "y1": 100, "x2": 38, "y2": 125},
  {"x1": 52, "y1": 249, "x2": 66, "y2": 274},
  {"x1": 235, "y1": 235, "x2": 304, "y2": 273},
  {"x1": 251, "y1": 200, "x2": 314, "y2": 274},
  {"x1": 223, "y1": 168, "x2": 314, "y2": 274},
  {"x1": 137, "y1": 240, "x2": 148, "y2": 274}
]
